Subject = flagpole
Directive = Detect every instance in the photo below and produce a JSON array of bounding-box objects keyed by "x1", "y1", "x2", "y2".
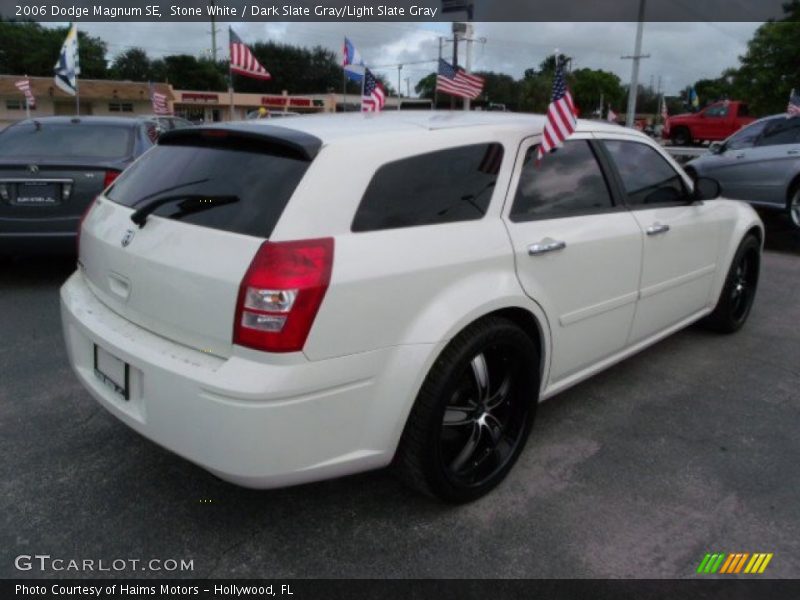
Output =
[
  {"x1": 360, "y1": 70, "x2": 365, "y2": 111},
  {"x1": 228, "y1": 27, "x2": 235, "y2": 121},
  {"x1": 342, "y1": 37, "x2": 347, "y2": 112},
  {"x1": 23, "y1": 74, "x2": 30, "y2": 119},
  {"x1": 75, "y1": 77, "x2": 80, "y2": 116}
]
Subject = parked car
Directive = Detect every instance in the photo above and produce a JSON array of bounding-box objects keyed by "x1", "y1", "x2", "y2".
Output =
[
  {"x1": 0, "y1": 116, "x2": 158, "y2": 255},
  {"x1": 685, "y1": 114, "x2": 800, "y2": 231},
  {"x1": 141, "y1": 115, "x2": 194, "y2": 135},
  {"x1": 61, "y1": 113, "x2": 763, "y2": 502},
  {"x1": 665, "y1": 100, "x2": 756, "y2": 146}
]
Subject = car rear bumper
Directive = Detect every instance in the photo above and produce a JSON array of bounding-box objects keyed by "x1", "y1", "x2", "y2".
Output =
[{"x1": 60, "y1": 269, "x2": 437, "y2": 488}]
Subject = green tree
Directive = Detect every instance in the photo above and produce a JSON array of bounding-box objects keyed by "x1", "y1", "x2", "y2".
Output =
[
  {"x1": 0, "y1": 20, "x2": 108, "y2": 78},
  {"x1": 110, "y1": 47, "x2": 151, "y2": 81},
  {"x1": 571, "y1": 68, "x2": 625, "y2": 115}
]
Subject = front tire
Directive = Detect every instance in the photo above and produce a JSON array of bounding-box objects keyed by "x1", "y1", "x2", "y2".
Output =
[
  {"x1": 393, "y1": 316, "x2": 540, "y2": 503},
  {"x1": 699, "y1": 235, "x2": 761, "y2": 333}
]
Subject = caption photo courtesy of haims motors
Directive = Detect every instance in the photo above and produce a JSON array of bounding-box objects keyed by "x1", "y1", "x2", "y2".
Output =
[{"x1": 1, "y1": 0, "x2": 799, "y2": 598}]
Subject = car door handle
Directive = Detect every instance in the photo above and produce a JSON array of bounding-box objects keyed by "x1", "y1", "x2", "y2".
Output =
[
  {"x1": 646, "y1": 223, "x2": 671, "y2": 236},
  {"x1": 528, "y1": 239, "x2": 567, "y2": 256},
  {"x1": 735, "y1": 153, "x2": 746, "y2": 159},
  {"x1": 788, "y1": 149, "x2": 800, "y2": 156}
]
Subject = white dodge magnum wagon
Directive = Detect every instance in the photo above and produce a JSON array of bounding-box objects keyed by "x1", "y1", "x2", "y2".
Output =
[{"x1": 61, "y1": 112, "x2": 763, "y2": 502}]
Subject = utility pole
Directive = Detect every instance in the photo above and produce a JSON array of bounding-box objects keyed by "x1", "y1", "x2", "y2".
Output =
[
  {"x1": 622, "y1": 0, "x2": 650, "y2": 128},
  {"x1": 397, "y1": 64, "x2": 403, "y2": 110},
  {"x1": 464, "y1": 23, "x2": 474, "y2": 111},
  {"x1": 434, "y1": 36, "x2": 443, "y2": 109},
  {"x1": 208, "y1": 1, "x2": 220, "y2": 61}
]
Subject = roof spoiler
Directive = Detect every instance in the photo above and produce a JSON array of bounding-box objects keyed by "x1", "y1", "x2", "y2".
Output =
[{"x1": 159, "y1": 124, "x2": 323, "y2": 161}]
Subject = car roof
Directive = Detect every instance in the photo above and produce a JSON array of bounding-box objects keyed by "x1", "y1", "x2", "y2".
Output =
[
  {"x1": 211, "y1": 111, "x2": 637, "y2": 144},
  {"x1": 16, "y1": 116, "x2": 146, "y2": 127}
]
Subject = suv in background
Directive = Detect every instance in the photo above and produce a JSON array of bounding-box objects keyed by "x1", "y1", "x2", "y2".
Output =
[{"x1": 61, "y1": 113, "x2": 762, "y2": 502}]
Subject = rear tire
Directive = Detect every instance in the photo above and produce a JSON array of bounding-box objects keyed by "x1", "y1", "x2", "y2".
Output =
[
  {"x1": 672, "y1": 127, "x2": 691, "y2": 147},
  {"x1": 393, "y1": 316, "x2": 540, "y2": 503},
  {"x1": 699, "y1": 235, "x2": 761, "y2": 333},
  {"x1": 787, "y1": 186, "x2": 800, "y2": 231}
]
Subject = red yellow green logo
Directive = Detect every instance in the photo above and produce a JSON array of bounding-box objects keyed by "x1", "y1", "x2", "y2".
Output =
[{"x1": 697, "y1": 552, "x2": 773, "y2": 574}]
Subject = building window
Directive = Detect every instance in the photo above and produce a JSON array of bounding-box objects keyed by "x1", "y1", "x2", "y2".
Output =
[
  {"x1": 109, "y1": 102, "x2": 134, "y2": 113},
  {"x1": 6, "y1": 100, "x2": 23, "y2": 110}
]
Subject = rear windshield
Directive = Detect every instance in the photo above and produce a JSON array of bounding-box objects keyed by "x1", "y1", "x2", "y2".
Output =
[
  {"x1": 106, "y1": 141, "x2": 309, "y2": 238},
  {"x1": 0, "y1": 122, "x2": 132, "y2": 159}
]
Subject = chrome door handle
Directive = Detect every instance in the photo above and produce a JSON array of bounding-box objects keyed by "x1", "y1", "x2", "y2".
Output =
[
  {"x1": 646, "y1": 223, "x2": 671, "y2": 236},
  {"x1": 528, "y1": 239, "x2": 566, "y2": 256}
]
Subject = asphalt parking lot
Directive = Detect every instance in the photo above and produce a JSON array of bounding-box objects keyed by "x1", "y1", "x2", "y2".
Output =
[{"x1": 1, "y1": 210, "x2": 799, "y2": 580}]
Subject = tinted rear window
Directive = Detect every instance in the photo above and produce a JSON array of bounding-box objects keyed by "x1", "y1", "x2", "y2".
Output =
[
  {"x1": 0, "y1": 122, "x2": 132, "y2": 159},
  {"x1": 106, "y1": 142, "x2": 309, "y2": 238},
  {"x1": 352, "y1": 143, "x2": 503, "y2": 232}
]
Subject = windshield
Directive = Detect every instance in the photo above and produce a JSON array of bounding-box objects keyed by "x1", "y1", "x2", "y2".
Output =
[
  {"x1": 106, "y1": 142, "x2": 310, "y2": 238},
  {"x1": 0, "y1": 122, "x2": 132, "y2": 159}
]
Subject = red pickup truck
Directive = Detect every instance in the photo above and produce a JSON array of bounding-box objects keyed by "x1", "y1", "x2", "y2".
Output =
[{"x1": 665, "y1": 101, "x2": 756, "y2": 146}]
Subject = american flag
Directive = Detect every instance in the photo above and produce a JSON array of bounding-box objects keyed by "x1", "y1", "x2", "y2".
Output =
[
  {"x1": 149, "y1": 83, "x2": 171, "y2": 115},
  {"x1": 14, "y1": 79, "x2": 36, "y2": 109},
  {"x1": 361, "y1": 68, "x2": 386, "y2": 112},
  {"x1": 607, "y1": 107, "x2": 618, "y2": 123},
  {"x1": 788, "y1": 89, "x2": 800, "y2": 116},
  {"x1": 436, "y1": 59, "x2": 484, "y2": 100},
  {"x1": 538, "y1": 56, "x2": 577, "y2": 161},
  {"x1": 478, "y1": 143, "x2": 503, "y2": 175},
  {"x1": 229, "y1": 28, "x2": 271, "y2": 81}
]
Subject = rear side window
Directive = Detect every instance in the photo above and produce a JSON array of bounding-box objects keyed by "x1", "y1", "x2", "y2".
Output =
[
  {"x1": 602, "y1": 140, "x2": 689, "y2": 206},
  {"x1": 107, "y1": 142, "x2": 309, "y2": 238},
  {"x1": 0, "y1": 122, "x2": 132, "y2": 159},
  {"x1": 510, "y1": 140, "x2": 614, "y2": 221},
  {"x1": 352, "y1": 143, "x2": 503, "y2": 232},
  {"x1": 756, "y1": 117, "x2": 800, "y2": 147}
]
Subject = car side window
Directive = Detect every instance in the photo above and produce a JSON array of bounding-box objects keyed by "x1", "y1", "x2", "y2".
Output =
[
  {"x1": 726, "y1": 119, "x2": 771, "y2": 150},
  {"x1": 352, "y1": 143, "x2": 503, "y2": 232},
  {"x1": 509, "y1": 140, "x2": 614, "y2": 221},
  {"x1": 705, "y1": 105, "x2": 729, "y2": 118},
  {"x1": 755, "y1": 117, "x2": 800, "y2": 147},
  {"x1": 602, "y1": 140, "x2": 690, "y2": 206}
]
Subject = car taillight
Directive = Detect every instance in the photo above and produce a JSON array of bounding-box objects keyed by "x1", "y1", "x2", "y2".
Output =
[
  {"x1": 103, "y1": 169, "x2": 121, "y2": 189},
  {"x1": 76, "y1": 197, "x2": 98, "y2": 258},
  {"x1": 234, "y1": 238, "x2": 334, "y2": 353}
]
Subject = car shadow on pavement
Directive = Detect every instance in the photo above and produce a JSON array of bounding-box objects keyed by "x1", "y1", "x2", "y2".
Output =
[{"x1": 759, "y1": 209, "x2": 800, "y2": 255}]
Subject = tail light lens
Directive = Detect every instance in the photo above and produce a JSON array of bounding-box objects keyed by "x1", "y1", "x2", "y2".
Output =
[
  {"x1": 103, "y1": 169, "x2": 121, "y2": 189},
  {"x1": 234, "y1": 238, "x2": 334, "y2": 353},
  {"x1": 76, "y1": 197, "x2": 98, "y2": 258}
]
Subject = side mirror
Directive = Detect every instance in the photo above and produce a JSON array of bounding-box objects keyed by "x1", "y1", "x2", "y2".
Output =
[
  {"x1": 693, "y1": 177, "x2": 721, "y2": 201},
  {"x1": 709, "y1": 141, "x2": 724, "y2": 155}
]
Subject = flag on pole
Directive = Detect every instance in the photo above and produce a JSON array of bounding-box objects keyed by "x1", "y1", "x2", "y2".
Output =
[
  {"x1": 689, "y1": 86, "x2": 699, "y2": 110},
  {"x1": 229, "y1": 28, "x2": 271, "y2": 80},
  {"x1": 149, "y1": 83, "x2": 171, "y2": 115},
  {"x1": 607, "y1": 107, "x2": 618, "y2": 122},
  {"x1": 538, "y1": 56, "x2": 578, "y2": 161},
  {"x1": 14, "y1": 79, "x2": 36, "y2": 109},
  {"x1": 343, "y1": 37, "x2": 365, "y2": 81},
  {"x1": 661, "y1": 95, "x2": 670, "y2": 135},
  {"x1": 436, "y1": 59, "x2": 484, "y2": 100},
  {"x1": 54, "y1": 23, "x2": 80, "y2": 96},
  {"x1": 788, "y1": 89, "x2": 800, "y2": 117},
  {"x1": 361, "y1": 68, "x2": 386, "y2": 112}
]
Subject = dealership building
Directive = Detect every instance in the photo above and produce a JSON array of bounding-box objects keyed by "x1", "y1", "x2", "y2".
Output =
[{"x1": 0, "y1": 75, "x2": 429, "y2": 128}]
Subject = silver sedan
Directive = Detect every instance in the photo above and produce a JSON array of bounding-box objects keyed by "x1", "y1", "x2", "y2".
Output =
[{"x1": 686, "y1": 114, "x2": 800, "y2": 231}]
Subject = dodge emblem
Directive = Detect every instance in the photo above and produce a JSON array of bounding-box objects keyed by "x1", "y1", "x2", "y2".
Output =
[
  {"x1": 121, "y1": 229, "x2": 135, "y2": 247},
  {"x1": 27, "y1": 164, "x2": 39, "y2": 174}
]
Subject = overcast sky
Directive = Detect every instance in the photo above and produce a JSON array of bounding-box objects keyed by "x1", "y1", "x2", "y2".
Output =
[{"x1": 60, "y1": 21, "x2": 760, "y2": 97}]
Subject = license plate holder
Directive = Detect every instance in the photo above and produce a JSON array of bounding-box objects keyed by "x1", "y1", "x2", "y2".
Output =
[
  {"x1": 14, "y1": 182, "x2": 60, "y2": 206},
  {"x1": 93, "y1": 345, "x2": 130, "y2": 401}
]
